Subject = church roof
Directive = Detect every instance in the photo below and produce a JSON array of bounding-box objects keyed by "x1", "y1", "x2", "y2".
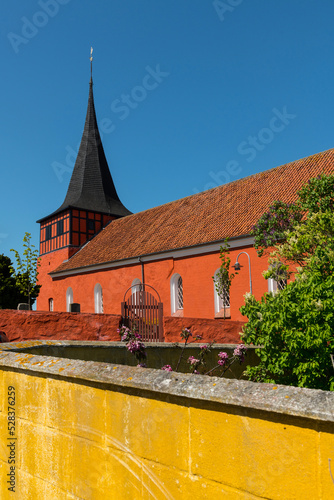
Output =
[
  {"x1": 52, "y1": 147, "x2": 334, "y2": 275},
  {"x1": 38, "y1": 76, "x2": 131, "y2": 223}
]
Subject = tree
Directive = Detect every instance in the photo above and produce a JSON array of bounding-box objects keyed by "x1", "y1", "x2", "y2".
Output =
[
  {"x1": 0, "y1": 254, "x2": 25, "y2": 309},
  {"x1": 251, "y1": 173, "x2": 334, "y2": 259},
  {"x1": 251, "y1": 200, "x2": 303, "y2": 257},
  {"x1": 10, "y1": 233, "x2": 41, "y2": 309},
  {"x1": 241, "y1": 174, "x2": 334, "y2": 391},
  {"x1": 212, "y1": 239, "x2": 237, "y2": 319}
]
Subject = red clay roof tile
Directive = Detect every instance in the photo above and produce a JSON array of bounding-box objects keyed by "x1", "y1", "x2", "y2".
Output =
[{"x1": 52, "y1": 148, "x2": 334, "y2": 274}]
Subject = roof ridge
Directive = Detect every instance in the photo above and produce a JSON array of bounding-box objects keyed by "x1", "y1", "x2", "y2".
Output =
[
  {"x1": 51, "y1": 145, "x2": 334, "y2": 274},
  {"x1": 125, "y1": 146, "x2": 334, "y2": 218}
]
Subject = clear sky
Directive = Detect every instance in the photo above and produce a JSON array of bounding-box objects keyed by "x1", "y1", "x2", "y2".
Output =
[{"x1": 1, "y1": 0, "x2": 334, "y2": 261}]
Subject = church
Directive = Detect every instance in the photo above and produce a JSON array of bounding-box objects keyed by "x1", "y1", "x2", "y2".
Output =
[{"x1": 36, "y1": 65, "x2": 334, "y2": 340}]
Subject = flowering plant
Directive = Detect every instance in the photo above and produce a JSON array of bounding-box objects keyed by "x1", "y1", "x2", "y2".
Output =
[
  {"x1": 161, "y1": 364, "x2": 173, "y2": 372},
  {"x1": 118, "y1": 325, "x2": 147, "y2": 365},
  {"x1": 251, "y1": 200, "x2": 303, "y2": 257},
  {"x1": 174, "y1": 328, "x2": 203, "y2": 372},
  {"x1": 205, "y1": 344, "x2": 248, "y2": 377},
  {"x1": 242, "y1": 174, "x2": 334, "y2": 391}
]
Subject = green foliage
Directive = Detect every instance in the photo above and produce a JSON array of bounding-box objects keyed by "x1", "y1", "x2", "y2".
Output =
[
  {"x1": 241, "y1": 244, "x2": 334, "y2": 391},
  {"x1": 251, "y1": 200, "x2": 303, "y2": 257},
  {"x1": 0, "y1": 254, "x2": 26, "y2": 309},
  {"x1": 298, "y1": 173, "x2": 334, "y2": 213},
  {"x1": 213, "y1": 239, "x2": 237, "y2": 319},
  {"x1": 241, "y1": 174, "x2": 334, "y2": 391},
  {"x1": 251, "y1": 173, "x2": 334, "y2": 258},
  {"x1": 10, "y1": 233, "x2": 41, "y2": 309}
]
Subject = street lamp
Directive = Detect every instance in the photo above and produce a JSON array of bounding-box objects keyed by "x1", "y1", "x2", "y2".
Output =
[{"x1": 234, "y1": 251, "x2": 252, "y2": 294}]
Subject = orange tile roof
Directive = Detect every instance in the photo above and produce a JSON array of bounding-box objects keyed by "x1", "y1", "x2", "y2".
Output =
[{"x1": 53, "y1": 148, "x2": 334, "y2": 274}]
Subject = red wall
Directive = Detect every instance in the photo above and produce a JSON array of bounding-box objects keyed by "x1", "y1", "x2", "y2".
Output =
[
  {"x1": 163, "y1": 317, "x2": 245, "y2": 343},
  {"x1": 0, "y1": 310, "x2": 244, "y2": 344},
  {"x1": 37, "y1": 245, "x2": 271, "y2": 322},
  {"x1": 37, "y1": 246, "x2": 78, "y2": 311},
  {"x1": 0, "y1": 310, "x2": 122, "y2": 342}
]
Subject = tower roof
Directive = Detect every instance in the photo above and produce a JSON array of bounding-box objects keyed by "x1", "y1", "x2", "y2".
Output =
[{"x1": 38, "y1": 73, "x2": 131, "y2": 223}]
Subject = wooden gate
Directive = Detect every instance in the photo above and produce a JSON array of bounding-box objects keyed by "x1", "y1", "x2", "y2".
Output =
[{"x1": 121, "y1": 285, "x2": 164, "y2": 342}]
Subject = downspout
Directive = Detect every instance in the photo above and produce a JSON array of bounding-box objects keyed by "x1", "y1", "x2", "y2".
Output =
[{"x1": 138, "y1": 257, "x2": 145, "y2": 290}]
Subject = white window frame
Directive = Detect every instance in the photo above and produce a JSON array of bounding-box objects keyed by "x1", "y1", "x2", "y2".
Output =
[
  {"x1": 170, "y1": 273, "x2": 183, "y2": 315},
  {"x1": 48, "y1": 298, "x2": 54, "y2": 312},
  {"x1": 66, "y1": 287, "x2": 73, "y2": 312},
  {"x1": 213, "y1": 268, "x2": 230, "y2": 317},
  {"x1": 131, "y1": 279, "x2": 142, "y2": 314},
  {"x1": 268, "y1": 278, "x2": 287, "y2": 294},
  {"x1": 131, "y1": 278, "x2": 142, "y2": 295},
  {"x1": 94, "y1": 283, "x2": 103, "y2": 313}
]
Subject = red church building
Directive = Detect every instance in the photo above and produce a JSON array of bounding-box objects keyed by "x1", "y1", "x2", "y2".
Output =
[{"x1": 36, "y1": 68, "x2": 334, "y2": 341}]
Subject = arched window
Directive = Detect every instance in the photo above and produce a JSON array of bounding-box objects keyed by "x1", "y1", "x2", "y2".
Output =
[
  {"x1": 131, "y1": 279, "x2": 142, "y2": 314},
  {"x1": 267, "y1": 262, "x2": 288, "y2": 294},
  {"x1": 131, "y1": 278, "x2": 142, "y2": 294},
  {"x1": 268, "y1": 278, "x2": 287, "y2": 294},
  {"x1": 171, "y1": 273, "x2": 183, "y2": 315},
  {"x1": 213, "y1": 269, "x2": 230, "y2": 318},
  {"x1": 66, "y1": 287, "x2": 73, "y2": 312},
  {"x1": 48, "y1": 298, "x2": 54, "y2": 312},
  {"x1": 94, "y1": 284, "x2": 103, "y2": 313}
]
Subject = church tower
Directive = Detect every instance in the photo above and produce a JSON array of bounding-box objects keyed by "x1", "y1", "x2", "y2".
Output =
[{"x1": 37, "y1": 56, "x2": 131, "y2": 311}]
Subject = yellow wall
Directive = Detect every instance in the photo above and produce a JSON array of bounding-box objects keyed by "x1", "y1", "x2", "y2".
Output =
[{"x1": 0, "y1": 346, "x2": 333, "y2": 499}]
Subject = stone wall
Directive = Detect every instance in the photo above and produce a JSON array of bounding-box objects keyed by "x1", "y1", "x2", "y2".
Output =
[
  {"x1": 163, "y1": 316, "x2": 244, "y2": 343},
  {"x1": 0, "y1": 340, "x2": 333, "y2": 499},
  {"x1": 0, "y1": 310, "x2": 244, "y2": 343},
  {"x1": 0, "y1": 310, "x2": 122, "y2": 342}
]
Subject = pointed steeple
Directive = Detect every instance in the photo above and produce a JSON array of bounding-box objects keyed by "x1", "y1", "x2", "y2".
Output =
[
  {"x1": 56, "y1": 76, "x2": 131, "y2": 217},
  {"x1": 43, "y1": 54, "x2": 131, "y2": 220}
]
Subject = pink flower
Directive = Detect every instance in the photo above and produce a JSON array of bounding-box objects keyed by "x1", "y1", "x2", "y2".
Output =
[
  {"x1": 200, "y1": 344, "x2": 208, "y2": 350},
  {"x1": 218, "y1": 351, "x2": 229, "y2": 366},
  {"x1": 187, "y1": 356, "x2": 200, "y2": 365},
  {"x1": 233, "y1": 344, "x2": 247, "y2": 362},
  {"x1": 161, "y1": 365, "x2": 173, "y2": 372}
]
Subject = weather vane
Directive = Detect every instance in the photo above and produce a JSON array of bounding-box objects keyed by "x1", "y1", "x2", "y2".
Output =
[{"x1": 90, "y1": 47, "x2": 93, "y2": 79}]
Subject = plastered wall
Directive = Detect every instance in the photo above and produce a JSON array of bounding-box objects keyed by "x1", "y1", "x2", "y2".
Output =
[
  {"x1": 0, "y1": 343, "x2": 333, "y2": 499},
  {"x1": 0, "y1": 310, "x2": 244, "y2": 344}
]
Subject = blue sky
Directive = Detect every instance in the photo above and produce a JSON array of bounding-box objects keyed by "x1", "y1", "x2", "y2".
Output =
[{"x1": 1, "y1": 0, "x2": 334, "y2": 261}]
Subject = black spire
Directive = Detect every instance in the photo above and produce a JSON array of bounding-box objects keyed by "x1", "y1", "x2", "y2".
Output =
[
  {"x1": 40, "y1": 57, "x2": 131, "y2": 222},
  {"x1": 55, "y1": 77, "x2": 131, "y2": 217}
]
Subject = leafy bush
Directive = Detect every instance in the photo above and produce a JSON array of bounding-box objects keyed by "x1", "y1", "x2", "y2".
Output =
[{"x1": 241, "y1": 174, "x2": 334, "y2": 391}]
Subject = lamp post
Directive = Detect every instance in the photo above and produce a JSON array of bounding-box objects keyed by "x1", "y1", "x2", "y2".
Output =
[{"x1": 234, "y1": 251, "x2": 252, "y2": 294}]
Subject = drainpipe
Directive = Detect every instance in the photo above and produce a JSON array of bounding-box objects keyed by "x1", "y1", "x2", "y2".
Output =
[{"x1": 138, "y1": 257, "x2": 145, "y2": 290}]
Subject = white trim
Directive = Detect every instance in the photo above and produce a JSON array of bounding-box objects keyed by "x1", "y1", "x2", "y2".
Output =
[
  {"x1": 170, "y1": 273, "x2": 183, "y2": 315},
  {"x1": 66, "y1": 287, "x2": 73, "y2": 312},
  {"x1": 131, "y1": 278, "x2": 142, "y2": 294},
  {"x1": 268, "y1": 278, "x2": 287, "y2": 293},
  {"x1": 51, "y1": 236, "x2": 255, "y2": 279},
  {"x1": 94, "y1": 283, "x2": 103, "y2": 313},
  {"x1": 268, "y1": 278, "x2": 276, "y2": 293},
  {"x1": 213, "y1": 268, "x2": 230, "y2": 315}
]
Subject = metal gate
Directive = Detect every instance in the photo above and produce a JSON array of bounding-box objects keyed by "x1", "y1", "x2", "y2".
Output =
[{"x1": 121, "y1": 284, "x2": 164, "y2": 342}]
